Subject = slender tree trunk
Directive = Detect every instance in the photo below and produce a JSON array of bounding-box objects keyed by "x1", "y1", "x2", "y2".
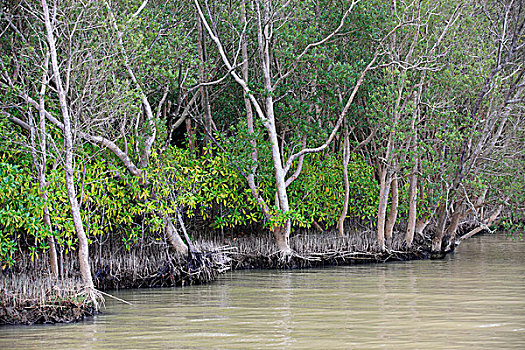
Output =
[
  {"x1": 42, "y1": 0, "x2": 93, "y2": 289},
  {"x1": 30, "y1": 124, "x2": 59, "y2": 276},
  {"x1": 432, "y1": 202, "x2": 448, "y2": 253},
  {"x1": 267, "y1": 116, "x2": 292, "y2": 253},
  {"x1": 186, "y1": 118, "x2": 195, "y2": 151},
  {"x1": 444, "y1": 202, "x2": 463, "y2": 251},
  {"x1": 337, "y1": 126, "x2": 351, "y2": 236},
  {"x1": 67, "y1": 182, "x2": 94, "y2": 289},
  {"x1": 377, "y1": 80, "x2": 397, "y2": 250},
  {"x1": 385, "y1": 175, "x2": 398, "y2": 242},
  {"x1": 28, "y1": 54, "x2": 59, "y2": 276},
  {"x1": 405, "y1": 157, "x2": 419, "y2": 246},
  {"x1": 239, "y1": 0, "x2": 279, "y2": 240},
  {"x1": 39, "y1": 68, "x2": 59, "y2": 277},
  {"x1": 415, "y1": 214, "x2": 430, "y2": 236},
  {"x1": 164, "y1": 216, "x2": 188, "y2": 255},
  {"x1": 258, "y1": 1, "x2": 291, "y2": 253},
  {"x1": 414, "y1": 169, "x2": 430, "y2": 237},
  {"x1": 377, "y1": 166, "x2": 392, "y2": 250},
  {"x1": 42, "y1": 191, "x2": 59, "y2": 276},
  {"x1": 241, "y1": 0, "x2": 260, "y2": 208}
]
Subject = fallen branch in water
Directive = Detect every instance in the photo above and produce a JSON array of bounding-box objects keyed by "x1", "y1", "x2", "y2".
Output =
[{"x1": 98, "y1": 290, "x2": 132, "y2": 306}]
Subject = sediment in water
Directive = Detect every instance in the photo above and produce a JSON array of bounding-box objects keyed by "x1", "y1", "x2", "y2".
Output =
[{"x1": 1, "y1": 230, "x2": 434, "y2": 326}]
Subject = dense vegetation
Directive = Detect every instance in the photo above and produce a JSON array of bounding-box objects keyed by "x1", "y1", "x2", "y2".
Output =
[{"x1": 1, "y1": 0, "x2": 523, "y2": 296}]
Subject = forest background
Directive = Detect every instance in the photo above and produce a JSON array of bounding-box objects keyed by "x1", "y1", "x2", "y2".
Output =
[{"x1": 0, "y1": 0, "x2": 524, "y2": 292}]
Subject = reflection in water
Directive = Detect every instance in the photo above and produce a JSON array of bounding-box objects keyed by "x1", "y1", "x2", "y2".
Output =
[{"x1": 1, "y1": 234, "x2": 524, "y2": 349}]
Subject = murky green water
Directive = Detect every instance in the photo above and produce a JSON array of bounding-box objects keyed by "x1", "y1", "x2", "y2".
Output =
[{"x1": 1, "y1": 233, "x2": 524, "y2": 349}]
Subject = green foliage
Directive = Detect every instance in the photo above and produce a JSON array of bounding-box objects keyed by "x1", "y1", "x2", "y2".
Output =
[
  {"x1": 0, "y1": 162, "x2": 51, "y2": 267},
  {"x1": 502, "y1": 218, "x2": 524, "y2": 240},
  {"x1": 1, "y1": 0, "x2": 523, "y2": 270},
  {"x1": 288, "y1": 152, "x2": 378, "y2": 228}
]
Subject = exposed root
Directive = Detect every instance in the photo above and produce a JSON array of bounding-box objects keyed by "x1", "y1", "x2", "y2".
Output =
[
  {"x1": 223, "y1": 231, "x2": 432, "y2": 269},
  {"x1": 0, "y1": 278, "x2": 99, "y2": 326},
  {"x1": 2, "y1": 230, "x2": 434, "y2": 325}
]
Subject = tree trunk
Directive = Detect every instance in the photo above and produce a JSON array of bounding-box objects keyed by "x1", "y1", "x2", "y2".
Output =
[
  {"x1": 186, "y1": 118, "x2": 195, "y2": 151},
  {"x1": 164, "y1": 216, "x2": 189, "y2": 256},
  {"x1": 384, "y1": 174, "x2": 398, "y2": 242},
  {"x1": 415, "y1": 214, "x2": 430, "y2": 236},
  {"x1": 444, "y1": 203, "x2": 463, "y2": 251},
  {"x1": 39, "y1": 80, "x2": 59, "y2": 277},
  {"x1": 42, "y1": 0, "x2": 93, "y2": 289},
  {"x1": 27, "y1": 53, "x2": 59, "y2": 276},
  {"x1": 432, "y1": 203, "x2": 448, "y2": 253},
  {"x1": 176, "y1": 209, "x2": 196, "y2": 253},
  {"x1": 405, "y1": 157, "x2": 418, "y2": 246},
  {"x1": 337, "y1": 126, "x2": 351, "y2": 236},
  {"x1": 258, "y1": 2, "x2": 291, "y2": 253},
  {"x1": 377, "y1": 166, "x2": 392, "y2": 250},
  {"x1": 66, "y1": 176, "x2": 94, "y2": 289},
  {"x1": 30, "y1": 133, "x2": 59, "y2": 276},
  {"x1": 267, "y1": 118, "x2": 292, "y2": 253},
  {"x1": 405, "y1": 65, "x2": 422, "y2": 246},
  {"x1": 273, "y1": 222, "x2": 291, "y2": 252},
  {"x1": 414, "y1": 175, "x2": 430, "y2": 237},
  {"x1": 42, "y1": 192, "x2": 59, "y2": 276},
  {"x1": 241, "y1": 0, "x2": 260, "y2": 209}
]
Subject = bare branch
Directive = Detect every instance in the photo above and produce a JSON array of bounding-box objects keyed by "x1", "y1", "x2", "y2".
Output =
[
  {"x1": 2, "y1": 110, "x2": 31, "y2": 131},
  {"x1": 104, "y1": 0, "x2": 157, "y2": 168},
  {"x1": 129, "y1": 0, "x2": 149, "y2": 22}
]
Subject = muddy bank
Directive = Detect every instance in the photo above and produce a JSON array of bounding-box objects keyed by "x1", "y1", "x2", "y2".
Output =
[
  {"x1": 1, "y1": 231, "x2": 436, "y2": 326},
  {"x1": 0, "y1": 277, "x2": 96, "y2": 325},
  {"x1": 0, "y1": 240, "x2": 232, "y2": 326}
]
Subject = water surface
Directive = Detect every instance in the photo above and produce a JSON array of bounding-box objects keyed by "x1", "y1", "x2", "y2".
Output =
[{"x1": 1, "y1": 233, "x2": 524, "y2": 349}]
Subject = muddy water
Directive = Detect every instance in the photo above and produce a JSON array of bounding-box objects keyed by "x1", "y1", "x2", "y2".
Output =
[{"x1": 1, "y1": 233, "x2": 524, "y2": 349}]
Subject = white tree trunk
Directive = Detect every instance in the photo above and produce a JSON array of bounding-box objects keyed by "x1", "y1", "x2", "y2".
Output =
[
  {"x1": 337, "y1": 127, "x2": 351, "y2": 236},
  {"x1": 164, "y1": 216, "x2": 188, "y2": 256},
  {"x1": 385, "y1": 175, "x2": 398, "y2": 242},
  {"x1": 258, "y1": 1, "x2": 291, "y2": 253},
  {"x1": 377, "y1": 167, "x2": 392, "y2": 250},
  {"x1": 42, "y1": 0, "x2": 93, "y2": 289},
  {"x1": 432, "y1": 203, "x2": 448, "y2": 253},
  {"x1": 444, "y1": 203, "x2": 463, "y2": 251},
  {"x1": 405, "y1": 158, "x2": 418, "y2": 246}
]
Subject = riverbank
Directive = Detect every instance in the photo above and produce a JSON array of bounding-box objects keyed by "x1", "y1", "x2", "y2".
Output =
[
  {"x1": 0, "y1": 276, "x2": 97, "y2": 325},
  {"x1": 1, "y1": 231, "x2": 435, "y2": 326},
  {"x1": 3, "y1": 233, "x2": 523, "y2": 349},
  {"x1": 225, "y1": 230, "x2": 432, "y2": 269}
]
